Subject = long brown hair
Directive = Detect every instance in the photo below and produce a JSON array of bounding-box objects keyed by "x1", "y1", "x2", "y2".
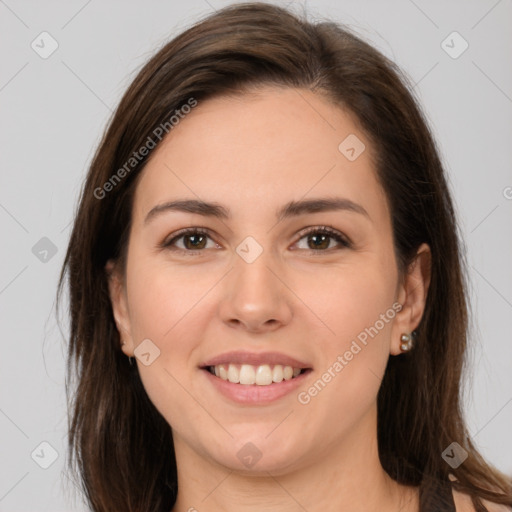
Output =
[{"x1": 57, "y1": 3, "x2": 512, "y2": 511}]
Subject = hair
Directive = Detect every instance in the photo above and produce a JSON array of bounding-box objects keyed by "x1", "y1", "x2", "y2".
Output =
[{"x1": 57, "y1": 2, "x2": 512, "y2": 511}]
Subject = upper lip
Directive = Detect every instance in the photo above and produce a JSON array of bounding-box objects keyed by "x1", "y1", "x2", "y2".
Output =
[{"x1": 199, "y1": 350, "x2": 312, "y2": 369}]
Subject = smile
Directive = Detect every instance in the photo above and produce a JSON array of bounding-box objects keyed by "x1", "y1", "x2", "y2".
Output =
[
  {"x1": 198, "y1": 350, "x2": 313, "y2": 404},
  {"x1": 200, "y1": 365, "x2": 313, "y2": 405},
  {"x1": 207, "y1": 363, "x2": 307, "y2": 385}
]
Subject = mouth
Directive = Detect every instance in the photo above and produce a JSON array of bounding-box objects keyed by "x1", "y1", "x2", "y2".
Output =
[
  {"x1": 200, "y1": 363, "x2": 313, "y2": 386},
  {"x1": 198, "y1": 351, "x2": 313, "y2": 403},
  {"x1": 200, "y1": 363, "x2": 313, "y2": 405}
]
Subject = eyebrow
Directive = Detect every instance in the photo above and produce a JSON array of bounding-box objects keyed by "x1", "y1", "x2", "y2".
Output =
[{"x1": 144, "y1": 197, "x2": 370, "y2": 225}]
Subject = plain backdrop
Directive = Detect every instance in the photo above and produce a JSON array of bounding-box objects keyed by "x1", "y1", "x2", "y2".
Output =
[{"x1": 0, "y1": 0, "x2": 511, "y2": 510}]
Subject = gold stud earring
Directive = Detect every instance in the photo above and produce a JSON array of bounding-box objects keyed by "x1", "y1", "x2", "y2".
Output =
[{"x1": 400, "y1": 333, "x2": 413, "y2": 352}]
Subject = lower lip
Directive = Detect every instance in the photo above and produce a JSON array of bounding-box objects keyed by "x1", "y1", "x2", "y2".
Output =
[{"x1": 200, "y1": 368, "x2": 312, "y2": 405}]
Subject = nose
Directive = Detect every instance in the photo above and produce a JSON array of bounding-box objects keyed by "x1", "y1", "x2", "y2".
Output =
[{"x1": 218, "y1": 248, "x2": 293, "y2": 333}]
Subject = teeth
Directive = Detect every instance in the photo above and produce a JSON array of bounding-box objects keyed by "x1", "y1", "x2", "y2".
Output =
[
  {"x1": 255, "y1": 364, "x2": 272, "y2": 385},
  {"x1": 272, "y1": 364, "x2": 283, "y2": 383},
  {"x1": 219, "y1": 365, "x2": 228, "y2": 380},
  {"x1": 210, "y1": 364, "x2": 304, "y2": 385},
  {"x1": 239, "y1": 364, "x2": 254, "y2": 385},
  {"x1": 227, "y1": 364, "x2": 240, "y2": 383}
]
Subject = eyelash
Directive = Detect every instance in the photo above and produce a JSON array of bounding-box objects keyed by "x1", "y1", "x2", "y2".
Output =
[{"x1": 160, "y1": 225, "x2": 351, "y2": 256}]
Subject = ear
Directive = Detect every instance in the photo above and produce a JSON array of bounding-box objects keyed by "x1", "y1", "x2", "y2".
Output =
[
  {"x1": 390, "y1": 243, "x2": 432, "y2": 355},
  {"x1": 105, "y1": 259, "x2": 135, "y2": 357}
]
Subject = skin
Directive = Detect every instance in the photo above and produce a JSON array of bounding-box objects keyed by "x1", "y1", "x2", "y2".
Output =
[{"x1": 107, "y1": 86, "x2": 432, "y2": 512}]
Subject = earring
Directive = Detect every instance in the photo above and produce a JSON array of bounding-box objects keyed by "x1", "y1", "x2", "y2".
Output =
[
  {"x1": 121, "y1": 339, "x2": 134, "y2": 365},
  {"x1": 400, "y1": 333, "x2": 413, "y2": 352}
]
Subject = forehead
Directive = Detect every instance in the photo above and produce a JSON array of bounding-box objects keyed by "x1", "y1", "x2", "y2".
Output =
[{"x1": 132, "y1": 86, "x2": 388, "y2": 224}]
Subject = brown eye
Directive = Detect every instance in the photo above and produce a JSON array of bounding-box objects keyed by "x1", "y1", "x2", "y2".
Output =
[
  {"x1": 182, "y1": 233, "x2": 208, "y2": 250},
  {"x1": 306, "y1": 233, "x2": 331, "y2": 250},
  {"x1": 295, "y1": 226, "x2": 351, "y2": 252},
  {"x1": 163, "y1": 228, "x2": 217, "y2": 254}
]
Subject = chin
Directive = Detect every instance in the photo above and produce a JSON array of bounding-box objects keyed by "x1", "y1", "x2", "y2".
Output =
[{"x1": 211, "y1": 431, "x2": 306, "y2": 475}]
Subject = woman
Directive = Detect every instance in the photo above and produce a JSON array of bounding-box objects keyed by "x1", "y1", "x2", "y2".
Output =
[{"x1": 57, "y1": 2, "x2": 512, "y2": 511}]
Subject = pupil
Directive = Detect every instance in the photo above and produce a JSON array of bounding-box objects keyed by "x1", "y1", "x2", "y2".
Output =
[
  {"x1": 309, "y1": 234, "x2": 328, "y2": 250},
  {"x1": 186, "y1": 234, "x2": 206, "y2": 249}
]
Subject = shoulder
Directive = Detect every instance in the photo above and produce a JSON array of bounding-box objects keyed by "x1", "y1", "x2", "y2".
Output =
[{"x1": 452, "y1": 489, "x2": 512, "y2": 512}]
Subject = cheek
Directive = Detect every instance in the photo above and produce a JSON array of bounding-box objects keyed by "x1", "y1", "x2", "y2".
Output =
[
  {"x1": 126, "y1": 257, "x2": 218, "y2": 341},
  {"x1": 295, "y1": 259, "x2": 397, "y2": 402},
  {"x1": 125, "y1": 260, "x2": 214, "y2": 429},
  {"x1": 297, "y1": 258, "x2": 397, "y2": 348},
  {"x1": 295, "y1": 281, "x2": 395, "y2": 437}
]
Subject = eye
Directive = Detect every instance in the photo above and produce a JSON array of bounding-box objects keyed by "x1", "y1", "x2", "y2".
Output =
[
  {"x1": 294, "y1": 226, "x2": 351, "y2": 252},
  {"x1": 161, "y1": 225, "x2": 351, "y2": 255},
  {"x1": 161, "y1": 227, "x2": 219, "y2": 254}
]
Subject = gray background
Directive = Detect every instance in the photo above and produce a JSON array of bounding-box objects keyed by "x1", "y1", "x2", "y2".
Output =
[{"x1": 1, "y1": 0, "x2": 511, "y2": 510}]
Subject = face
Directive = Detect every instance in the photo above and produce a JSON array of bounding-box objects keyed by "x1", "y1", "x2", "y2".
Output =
[{"x1": 108, "y1": 86, "x2": 429, "y2": 474}]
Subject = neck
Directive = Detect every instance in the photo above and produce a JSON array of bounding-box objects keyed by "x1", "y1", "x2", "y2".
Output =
[{"x1": 170, "y1": 406, "x2": 418, "y2": 512}]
